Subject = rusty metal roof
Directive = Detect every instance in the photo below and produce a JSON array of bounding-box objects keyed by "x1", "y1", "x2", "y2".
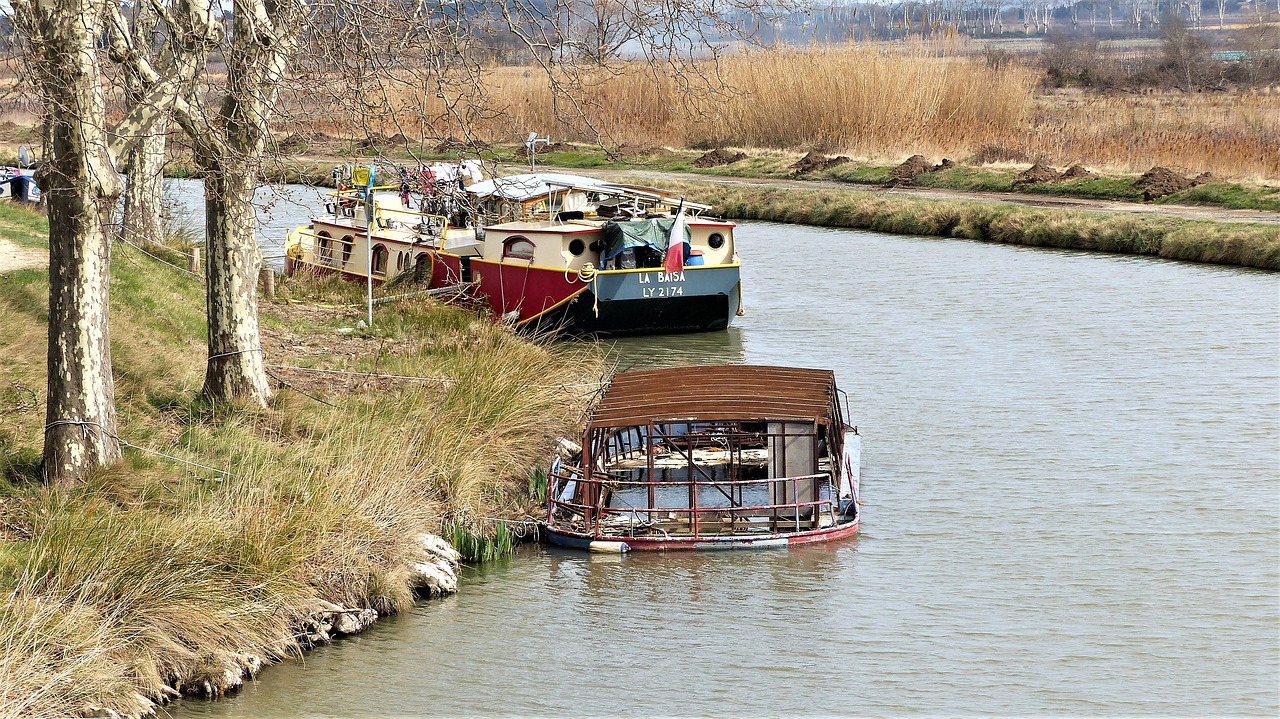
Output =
[{"x1": 589, "y1": 365, "x2": 838, "y2": 427}]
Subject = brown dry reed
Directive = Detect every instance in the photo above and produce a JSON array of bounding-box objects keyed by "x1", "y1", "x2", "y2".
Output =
[
  {"x1": 298, "y1": 43, "x2": 1279, "y2": 180},
  {"x1": 0, "y1": 203, "x2": 603, "y2": 718}
]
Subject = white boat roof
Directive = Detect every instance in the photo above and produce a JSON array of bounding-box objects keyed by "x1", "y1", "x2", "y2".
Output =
[
  {"x1": 467, "y1": 172, "x2": 712, "y2": 211},
  {"x1": 467, "y1": 173, "x2": 617, "y2": 201}
]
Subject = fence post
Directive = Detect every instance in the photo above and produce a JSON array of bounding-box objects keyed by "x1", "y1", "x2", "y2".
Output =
[
  {"x1": 188, "y1": 246, "x2": 200, "y2": 275},
  {"x1": 262, "y1": 266, "x2": 276, "y2": 299}
]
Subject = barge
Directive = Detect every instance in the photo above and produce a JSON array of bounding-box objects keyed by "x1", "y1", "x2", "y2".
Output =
[
  {"x1": 546, "y1": 365, "x2": 862, "y2": 552},
  {"x1": 283, "y1": 169, "x2": 741, "y2": 337}
]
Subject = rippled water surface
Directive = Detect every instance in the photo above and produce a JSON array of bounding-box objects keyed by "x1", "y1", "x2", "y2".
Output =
[{"x1": 173, "y1": 208, "x2": 1280, "y2": 717}]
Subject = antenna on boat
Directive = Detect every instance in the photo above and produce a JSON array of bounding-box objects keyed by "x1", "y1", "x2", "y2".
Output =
[{"x1": 525, "y1": 131, "x2": 550, "y2": 170}]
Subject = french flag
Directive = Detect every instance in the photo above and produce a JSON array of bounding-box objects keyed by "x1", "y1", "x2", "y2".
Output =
[{"x1": 663, "y1": 198, "x2": 687, "y2": 274}]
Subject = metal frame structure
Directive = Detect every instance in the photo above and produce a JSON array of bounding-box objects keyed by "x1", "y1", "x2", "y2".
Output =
[{"x1": 546, "y1": 365, "x2": 861, "y2": 552}]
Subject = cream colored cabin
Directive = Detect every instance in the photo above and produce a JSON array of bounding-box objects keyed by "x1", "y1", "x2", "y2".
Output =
[
  {"x1": 288, "y1": 191, "x2": 482, "y2": 281},
  {"x1": 479, "y1": 218, "x2": 737, "y2": 273},
  {"x1": 288, "y1": 184, "x2": 737, "y2": 282}
]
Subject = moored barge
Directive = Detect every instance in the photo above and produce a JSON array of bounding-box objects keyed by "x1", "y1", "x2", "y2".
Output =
[
  {"x1": 547, "y1": 365, "x2": 862, "y2": 552},
  {"x1": 284, "y1": 169, "x2": 742, "y2": 337}
]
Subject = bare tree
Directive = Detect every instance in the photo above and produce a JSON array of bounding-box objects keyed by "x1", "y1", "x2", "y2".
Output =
[
  {"x1": 8, "y1": 0, "x2": 206, "y2": 484},
  {"x1": 116, "y1": 0, "x2": 170, "y2": 247},
  {"x1": 171, "y1": 0, "x2": 306, "y2": 406}
]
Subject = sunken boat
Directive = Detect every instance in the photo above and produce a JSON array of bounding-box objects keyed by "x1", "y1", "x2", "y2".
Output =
[{"x1": 546, "y1": 365, "x2": 862, "y2": 552}]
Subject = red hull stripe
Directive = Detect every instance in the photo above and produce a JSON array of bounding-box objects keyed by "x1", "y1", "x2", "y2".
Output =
[{"x1": 470, "y1": 258, "x2": 584, "y2": 320}]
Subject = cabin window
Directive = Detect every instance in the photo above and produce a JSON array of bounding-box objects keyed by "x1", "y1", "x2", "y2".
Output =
[
  {"x1": 414, "y1": 253, "x2": 430, "y2": 281},
  {"x1": 318, "y1": 231, "x2": 334, "y2": 264},
  {"x1": 396, "y1": 251, "x2": 406, "y2": 272},
  {"x1": 708, "y1": 232, "x2": 726, "y2": 250},
  {"x1": 372, "y1": 244, "x2": 389, "y2": 275},
  {"x1": 503, "y1": 236, "x2": 536, "y2": 260},
  {"x1": 568, "y1": 238, "x2": 585, "y2": 256},
  {"x1": 341, "y1": 235, "x2": 354, "y2": 266}
]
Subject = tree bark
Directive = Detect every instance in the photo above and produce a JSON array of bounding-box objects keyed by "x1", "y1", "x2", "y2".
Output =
[
  {"x1": 201, "y1": 167, "x2": 271, "y2": 404},
  {"x1": 121, "y1": 121, "x2": 168, "y2": 246},
  {"x1": 18, "y1": 0, "x2": 125, "y2": 484},
  {"x1": 119, "y1": 0, "x2": 170, "y2": 247},
  {"x1": 174, "y1": 0, "x2": 302, "y2": 407},
  {"x1": 43, "y1": 170, "x2": 123, "y2": 484}
]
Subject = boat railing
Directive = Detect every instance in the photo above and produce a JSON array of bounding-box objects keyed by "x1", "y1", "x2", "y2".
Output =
[{"x1": 548, "y1": 470, "x2": 840, "y2": 538}]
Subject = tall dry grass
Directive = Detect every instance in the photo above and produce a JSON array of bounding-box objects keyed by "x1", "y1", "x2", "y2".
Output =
[
  {"x1": 1019, "y1": 90, "x2": 1280, "y2": 180},
  {"x1": 366, "y1": 44, "x2": 1038, "y2": 155},
  {"x1": 319, "y1": 43, "x2": 1279, "y2": 179},
  {"x1": 0, "y1": 202, "x2": 604, "y2": 717}
]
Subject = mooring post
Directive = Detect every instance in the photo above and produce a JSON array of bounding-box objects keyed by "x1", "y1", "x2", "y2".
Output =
[
  {"x1": 188, "y1": 246, "x2": 200, "y2": 275},
  {"x1": 262, "y1": 266, "x2": 276, "y2": 299}
]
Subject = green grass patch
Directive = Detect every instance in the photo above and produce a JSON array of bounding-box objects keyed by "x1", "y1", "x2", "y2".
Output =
[{"x1": 1160, "y1": 182, "x2": 1280, "y2": 212}]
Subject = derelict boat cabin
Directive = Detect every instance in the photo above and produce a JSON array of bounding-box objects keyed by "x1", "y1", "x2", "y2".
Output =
[{"x1": 546, "y1": 365, "x2": 862, "y2": 552}]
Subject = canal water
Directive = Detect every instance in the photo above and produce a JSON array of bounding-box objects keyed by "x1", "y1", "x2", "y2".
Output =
[{"x1": 171, "y1": 183, "x2": 1279, "y2": 717}]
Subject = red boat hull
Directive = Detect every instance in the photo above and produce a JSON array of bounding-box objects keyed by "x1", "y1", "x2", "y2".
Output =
[{"x1": 469, "y1": 258, "x2": 583, "y2": 321}]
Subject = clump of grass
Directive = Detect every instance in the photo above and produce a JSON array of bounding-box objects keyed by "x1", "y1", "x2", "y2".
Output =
[
  {"x1": 446, "y1": 520, "x2": 514, "y2": 564},
  {"x1": 0, "y1": 202, "x2": 604, "y2": 716}
]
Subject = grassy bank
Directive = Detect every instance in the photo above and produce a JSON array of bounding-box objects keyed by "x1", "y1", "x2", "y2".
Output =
[
  {"x1": 653, "y1": 181, "x2": 1280, "y2": 270},
  {"x1": 0, "y1": 203, "x2": 602, "y2": 717}
]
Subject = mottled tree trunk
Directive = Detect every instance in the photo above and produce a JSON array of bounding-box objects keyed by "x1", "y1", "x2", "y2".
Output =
[
  {"x1": 119, "y1": 0, "x2": 170, "y2": 247},
  {"x1": 19, "y1": 0, "x2": 125, "y2": 484},
  {"x1": 121, "y1": 121, "x2": 168, "y2": 245},
  {"x1": 43, "y1": 172, "x2": 123, "y2": 484},
  {"x1": 176, "y1": 0, "x2": 302, "y2": 407},
  {"x1": 201, "y1": 167, "x2": 271, "y2": 404}
]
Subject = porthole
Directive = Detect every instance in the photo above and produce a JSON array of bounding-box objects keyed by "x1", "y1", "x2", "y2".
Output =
[
  {"x1": 568, "y1": 238, "x2": 586, "y2": 256},
  {"x1": 708, "y1": 232, "x2": 726, "y2": 250}
]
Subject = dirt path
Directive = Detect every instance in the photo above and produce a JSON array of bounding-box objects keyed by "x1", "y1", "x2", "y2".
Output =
[
  {"x1": 571, "y1": 167, "x2": 1280, "y2": 226},
  {"x1": 0, "y1": 237, "x2": 45, "y2": 273}
]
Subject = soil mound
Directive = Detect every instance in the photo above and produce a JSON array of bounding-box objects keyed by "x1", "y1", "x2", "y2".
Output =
[
  {"x1": 278, "y1": 134, "x2": 309, "y2": 153},
  {"x1": 791, "y1": 151, "x2": 851, "y2": 174},
  {"x1": 1060, "y1": 164, "x2": 1096, "y2": 180},
  {"x1": 1015, "y1": 163, "x2": 1061, "y2": 185},
  {"x1": 1193, "y1": 172, "x2": 1220, "y2": 185},
  {"x1": 971, "y1": 144, "x2": 1030, "y2": 164},
  {"x1": 1136, "y1": 167, "x2": 1194, "y2": 200},
  {"x1": 514, "y1": 141, "x2": 575, "y2": 159},
  {"x1": 693, "y1": 148, "x2": 748, "y2": 168},
  {"x1": 888, "y1": 154, "x2": 934, "y2": 185}
]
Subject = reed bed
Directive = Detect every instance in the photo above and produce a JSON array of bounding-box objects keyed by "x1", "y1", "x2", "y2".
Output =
[
  {"x1": 0, "y1": 202, "x2": 604, "y2": 717},
  {"x1": 287, "y1": 43, "x2": 1279, "y2": 180}
]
